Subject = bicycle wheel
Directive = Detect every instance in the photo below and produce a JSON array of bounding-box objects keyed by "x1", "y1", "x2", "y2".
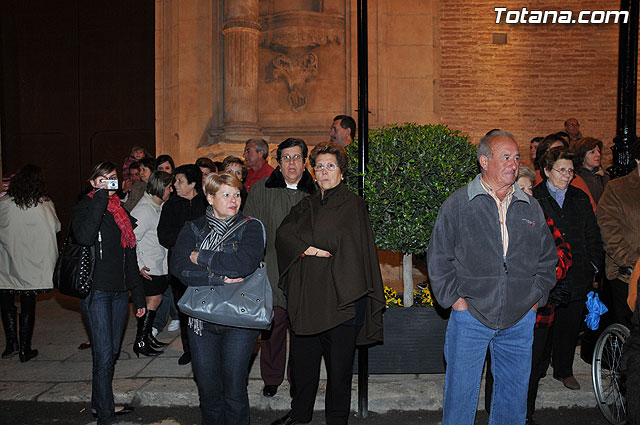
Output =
[{"x1": 592, "y1": 323, "x2": 630, "y2": 425}]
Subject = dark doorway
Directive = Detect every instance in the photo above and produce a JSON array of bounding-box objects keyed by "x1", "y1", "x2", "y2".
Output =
[{"x1": 0, "y1": 0, "x2": 155, "y2": 229}]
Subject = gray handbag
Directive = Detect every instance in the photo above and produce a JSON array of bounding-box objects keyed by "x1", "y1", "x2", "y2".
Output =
[{"x1": 177, "y1": 218, "x2": 274, "y2": 330}]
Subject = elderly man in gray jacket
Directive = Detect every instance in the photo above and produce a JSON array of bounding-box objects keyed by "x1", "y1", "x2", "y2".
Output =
[{"x1": 427, "y1": 129, "x2": 557, "y2": 425}]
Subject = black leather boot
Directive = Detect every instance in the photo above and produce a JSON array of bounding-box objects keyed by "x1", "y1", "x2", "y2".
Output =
[
  {"x1": 145, "y1": 310, "x2": 169, "y2": 349},
  {"x1": 1, "y1": 304, "x2": 19, "y2": 358},
  {"x1": 133, "y1": 313, "x2": 162, "y2": 357},
  {"x1": 18, "y1": 312, "x2": 38, "y2": 362}
]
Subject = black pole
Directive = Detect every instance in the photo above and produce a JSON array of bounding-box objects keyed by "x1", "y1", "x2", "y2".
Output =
[
  {"x1": 609, "y1": 0, "x2": 639, "y2": 178},
  {"x1": 356, "y1": 0, "x2": 369, "y2": 419}
]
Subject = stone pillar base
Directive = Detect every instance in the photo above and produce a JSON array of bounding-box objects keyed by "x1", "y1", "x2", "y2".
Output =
[
  {"x1": 211, "y1": 126, "x2": 269, "y2": 145},
  {"x1": 198, "y1": 138, "x2": 273, "y2": 162}
]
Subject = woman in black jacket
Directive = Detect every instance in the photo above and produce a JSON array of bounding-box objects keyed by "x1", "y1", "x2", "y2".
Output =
[
  {"x1": 571, "y1": 137, "x2": 609, "y2": 204},
  {"x1": 157, "y1": 164, "x2": 207, "y2": 365},
  {"x1": 171, "y1": 172, "x2": 265, "y2": 425},
  {"x1": 71, "y1": 161, "x2": 146, "y2": 425},
  {"x1": 533, "y1": 148, "x2": 603, "y2": 391}
]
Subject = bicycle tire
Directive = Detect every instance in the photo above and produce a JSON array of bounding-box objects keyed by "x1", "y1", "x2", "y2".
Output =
[{"x1": 592, "y1": 323, "x2": 630, "y2": 425}]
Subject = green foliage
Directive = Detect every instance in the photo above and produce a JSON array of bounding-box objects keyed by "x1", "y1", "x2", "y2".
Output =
[{"x1": 346, "y1": 123, "x2": 477, "y2": 255}]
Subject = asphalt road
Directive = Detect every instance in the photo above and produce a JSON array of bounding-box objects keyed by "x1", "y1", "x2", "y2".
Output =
[{"x1": 0, "y1": 402, "x2": 611, "y2": 425}]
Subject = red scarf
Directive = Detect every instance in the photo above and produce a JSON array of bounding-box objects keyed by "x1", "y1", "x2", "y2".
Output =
[{"x1": 88, "y1": 190, "x2": 136, "y2": 248}]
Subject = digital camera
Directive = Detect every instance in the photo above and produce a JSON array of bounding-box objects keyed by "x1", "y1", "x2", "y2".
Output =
[{"x1": 104, "y1": 179, "x2": 119, "y2": 190}]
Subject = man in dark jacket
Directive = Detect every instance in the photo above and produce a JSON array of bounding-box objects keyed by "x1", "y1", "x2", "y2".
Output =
[
  {"x1": 243, "y1": 138, "x2": 316, "y2": 398},
  {"x1": 427, "y1": 130, "x2": 557, "y2": 425},
  {"x1": 157, "y1": 164, "x2": 207, "y2": 365}
]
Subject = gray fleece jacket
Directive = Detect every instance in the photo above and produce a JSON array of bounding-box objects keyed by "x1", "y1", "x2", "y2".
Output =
[{"x1": 427, "y1": 174, "x2": 557, "y2": 330}]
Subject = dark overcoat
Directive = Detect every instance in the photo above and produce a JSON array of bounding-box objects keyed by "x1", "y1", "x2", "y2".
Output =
[
  {"x1": 533, "y1": 182, "x2": 603, "y2": 302},
  {"x1": 276, "y1": 182, "x2": 385, "y2": 345}
]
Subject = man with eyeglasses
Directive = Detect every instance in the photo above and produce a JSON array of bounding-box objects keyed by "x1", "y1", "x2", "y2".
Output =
[
  {"x1": 428, "y1": 130, "x2": 557, "y2": 425},
  {"x1": 243, "y1": 138, "x2": 317, "y2": 399},
  {"x1": 564, "y1": 118, "x2": 583, "y2": 143}
]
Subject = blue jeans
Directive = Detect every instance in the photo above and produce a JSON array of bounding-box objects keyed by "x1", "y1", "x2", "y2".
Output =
[
  {"x1": 442, "y1": 309, "x2": 536, "y2": 425},
  {"x1": 188, "y1": 320, "x2": 259, "y2": 425},
  {"x1": 153, "y1": 286, "x2": 178, "y2": 332},
  {"x1": 81, "y1": 290, "x2": 129, "y2": 425}
]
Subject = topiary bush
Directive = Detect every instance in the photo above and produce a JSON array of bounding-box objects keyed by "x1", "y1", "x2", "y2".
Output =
[{"x1": 347, "y1": 123, "x2": 478, "y2": 306}]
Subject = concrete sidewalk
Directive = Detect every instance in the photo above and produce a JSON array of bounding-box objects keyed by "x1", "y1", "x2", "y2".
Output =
[{"x1": 0, "y1": 292, "x2": 599, "y2": 413}]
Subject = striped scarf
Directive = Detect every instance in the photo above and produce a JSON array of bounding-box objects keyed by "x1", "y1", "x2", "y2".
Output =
[{"x1": 200, "y1": 206, "x2": 242, "y2": 251}]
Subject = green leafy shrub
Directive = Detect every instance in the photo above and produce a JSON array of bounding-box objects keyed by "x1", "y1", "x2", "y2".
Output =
[{"x1": 347, "y1": 123, "x2": 477, "y2": 305}]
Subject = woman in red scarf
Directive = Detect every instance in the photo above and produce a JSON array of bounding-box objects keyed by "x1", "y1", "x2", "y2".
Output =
[{"x1": 71, "y1": 161, "x2": 146, "y2": 425}]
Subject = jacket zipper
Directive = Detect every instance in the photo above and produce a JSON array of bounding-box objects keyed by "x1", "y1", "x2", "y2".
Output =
[{"x1": 122, "y1": 250, "x2": 127, "y2": 291}]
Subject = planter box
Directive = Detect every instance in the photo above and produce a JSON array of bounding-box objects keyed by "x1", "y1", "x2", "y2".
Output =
[{"x1": 354, "y1": 306, "x2": 449, "y2": 374}]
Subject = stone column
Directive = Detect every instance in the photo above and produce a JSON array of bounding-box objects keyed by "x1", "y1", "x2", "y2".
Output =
[{"x1": 219, "y1": 0, "x2": 264, "y2": 143}]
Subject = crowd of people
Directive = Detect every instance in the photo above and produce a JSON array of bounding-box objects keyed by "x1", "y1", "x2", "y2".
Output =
[{"x1": 0, "y1": 114, "x2": 638, "y2": 425}]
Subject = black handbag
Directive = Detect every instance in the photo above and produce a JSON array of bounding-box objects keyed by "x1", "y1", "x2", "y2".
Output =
[
  {"x1": 53, "y1": 226, "x2": 95, "y2": 299},
  {"x1": 177, "y1": 218, "x2": 273, "y2": 330}
]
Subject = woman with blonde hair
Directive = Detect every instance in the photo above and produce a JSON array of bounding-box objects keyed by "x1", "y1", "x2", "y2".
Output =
[{"x1": 171, "y1": 172, "x2": 265, "y2": 425}]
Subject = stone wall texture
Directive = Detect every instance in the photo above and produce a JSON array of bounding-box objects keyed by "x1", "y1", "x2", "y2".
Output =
[
  {"x1": 438, "y1": 0, "x2": 636, "y2": 167},
  {"x1": 155, "y1": 0, "x2": 640, "y2": 287}
]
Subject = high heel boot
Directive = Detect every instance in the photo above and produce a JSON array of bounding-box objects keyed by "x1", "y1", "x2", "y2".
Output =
[
  {"x1": 18, "y1": 312, "x2": 38, "y2": 362},
  {"x1": 1, "y1": 304, "x2": 19, "y2": 358},
  {"x1": 133, "y1": 312, "x2": 162, "y2": 357},
  {"x1": 145, "y1": 310, "x2": 169, "y2": 349}
]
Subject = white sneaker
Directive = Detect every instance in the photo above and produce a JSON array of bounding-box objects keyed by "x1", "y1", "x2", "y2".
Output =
[
  {"x1": 168, "y1": 319, "x2": 180, "y2": 332},
  {"x1": 152, "y1": 327, "x2": 159, "y2": 337}
]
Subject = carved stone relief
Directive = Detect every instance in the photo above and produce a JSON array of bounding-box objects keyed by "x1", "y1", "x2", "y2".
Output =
[
  {"x1": 272, "y1": 52, "x2": 317, "y2": 110},
  {"x1": 260, "y1": 11, "x2": 343, "y2": 111}
]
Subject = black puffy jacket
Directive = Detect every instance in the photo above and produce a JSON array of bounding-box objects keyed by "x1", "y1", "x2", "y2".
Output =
[{"x1": 157, "y1": 193, "x2": 207, "y2": 250}]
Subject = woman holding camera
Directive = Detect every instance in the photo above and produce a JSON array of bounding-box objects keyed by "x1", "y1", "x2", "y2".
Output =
[{"x1": 72, "y1": 161, "x2": 146, "y2": 425}]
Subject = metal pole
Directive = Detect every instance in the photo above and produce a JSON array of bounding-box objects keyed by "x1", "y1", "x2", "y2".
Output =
[
  {"x1": 609, "y1": 0, "x2": 639, "y2": 178},
  {"x1": 356, "y1": 0, "x2": 369, "y2": 419}
]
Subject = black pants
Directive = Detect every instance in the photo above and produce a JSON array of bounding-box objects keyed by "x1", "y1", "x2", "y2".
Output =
[
  {"x1": 605, "y1": 278, "x2": 633, "y2": 329},
  {"x1": 169, "y1": 275, "x2": 190, "y2": 355},
  {"x1": 552, "y1": 299, "x2": 585, "y2": 379},
  {"x1": 289, "y1": 324, "x2": 360, "y2": 425},
  {"x1": 0, "y1": 292, "x2": 36, "y2": 316}
]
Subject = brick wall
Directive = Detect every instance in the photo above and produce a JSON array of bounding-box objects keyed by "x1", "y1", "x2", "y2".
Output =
[{"x1": 438, "y1": 0, "x2": 635, "y2": 168}]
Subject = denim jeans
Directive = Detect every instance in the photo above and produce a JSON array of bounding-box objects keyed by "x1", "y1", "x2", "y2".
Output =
[
  {"x1": 188, "y1": 321, "x2": 259, "y2": 425},
  {"x1": 442, "y1": 309, "x2": 535, "y2": 425},
  {"x1": 81, "y1": 290, "x2": 129, "y2": 425},
  {"x1": 152, "y1": 286, "x2": 178, "y2": 332}
]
